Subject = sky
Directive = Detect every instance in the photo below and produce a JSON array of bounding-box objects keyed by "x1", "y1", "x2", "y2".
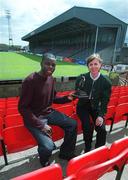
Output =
[{"x1": 0, "y1": 0, "x2": 128, "y2": 47}]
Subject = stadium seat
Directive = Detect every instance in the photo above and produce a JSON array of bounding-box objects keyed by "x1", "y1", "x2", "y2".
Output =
[
  {"x1": 110, "y1": 92, "x2": 119, "y2": 98},
  {"x1": 51, "y1": 125, "x2": 64, "y2": 141},
  {"x1": 5, "y1": 107, "x2": 19, "y2": 116},
  {"x1": 55, "y1": 104, "x2": 74, "y2": 117},
  {"x1": 0, "y1": 101, "x2": 6, "y2": 118},
  {"x1": 2, "y1": 125, "x2": 37, "y2": 164},
  {"x1": 6, "y1": 97, "x2": 19, "y2": 102},
  {"x1": 0, "y1": 116, "x2": 3, "y2": 134},
  {"x1": 11, "y1": 163, "x2": 63, "y2": 180},
  {"x1": 113, "y1": 103, "x2": 128, "y2": 129},
  {"x1": 0, "y1": 132, "x2": 8, "y2": 165},
  {"x1": 105, "y1": 103, "x2": 128, "y2": 132},
  {"x1": 77, "y1": 137, "x2": 128, "y2": 180},
  {"x1": 119, "y1": 91, "x2": 128, "y2": 97},
  {"x1": 6, "y1": 101, "x2": 18, "y2": 108},
  {"x1": 109, "y1": 137, "x2": 128, "y2": 159},
  {"x1": 107, "y1": 97, "x2": 118, "y2": 106},
  {"x1": 66, "y1": 146, "x2": 109, "y2": 177},
  {"x1": 4, "y1": 114, "x2": 24, "y2": 127},
  {"x1": 105, "y1": 105, "x2": 116, "y2": 132},
  {"x1": 118, "y1": 95, "x2": 128, "y2": 105}
]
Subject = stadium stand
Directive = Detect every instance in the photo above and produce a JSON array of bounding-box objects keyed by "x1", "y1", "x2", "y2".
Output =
[{"x1": 22, "y1": 6, "x2": 127, "y2": 65}]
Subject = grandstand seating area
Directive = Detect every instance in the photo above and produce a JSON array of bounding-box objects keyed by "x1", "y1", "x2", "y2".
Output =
[{"x1": 0, "y1": 86, "x2": 128, "y2": 179}]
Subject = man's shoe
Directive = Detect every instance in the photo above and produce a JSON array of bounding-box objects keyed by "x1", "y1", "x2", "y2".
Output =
[
  {"x1": 84, "y1": 149, "x2": 91, "y2": 153},
  {"x1": 59, "y1": 153, "x2": 76, "y2": 161},
  {"x1": 40, "y1": 160, "x2": 50, "y2": 167}
]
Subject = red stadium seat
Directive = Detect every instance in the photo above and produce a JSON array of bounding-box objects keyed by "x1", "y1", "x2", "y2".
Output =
[
  {"x1": 6, "y1": 97, "x2": 19, "y2": 102},
  {"x1": 51, "y1": 125, "x2": 64, "y2": 141},
  {"x1": 6, "y1": 101, "x2": 18, "y2": 108},
  {"x1": 113, "y1": 103, "x2": 128, "y2": 128},
  {"x1": 107, "y1": 97, "x2": 118, "y2": 106},
  {"x1": 66, "y1": 146, "x2": 109, "y2": 177},
  {"x1": 55, "y1": 104, "x2": 74, "y2": 117},
  {"x1": 105, "y1": 103, "x2": 128, "y2": 132},
  {"x1": 2, "y1": 125, "x2": 37, "y2": 164},
  {"x1": 118, "y1": 95, "x2": 128, "y2": 105},
  {"x1": 0, "y1": 116, "x2": 3, "y2": 134},
  {"x1": 3, "y1": 125, "x2": 37, "y2": 153},
  {"x1": 4, "y1": 114, "x2": 24, "y2": 127},
  {"x1": 77, "y1": 137, "x2": 128, "y2": 180},
  {"x1": 11, "y1": 163, "x2": 63, "y2": 180},
  {"x1": 6, "y1": 107, "x2": 19, "y2": 116},
  {"x1": 109, "y1": 137, "x2": 128, "y2": 159},
  {"x1": 77, "y1": 152, "x2": 128, "y2": 180},
  {"x1": 0, "y1": 101, "x2": 6, "y2": 118},
  {"x1": 105, "y1": 105, "x2": 116, "y2": 132},
  {"x1": 0, "y1": 132, "x2": 8, "y2": 165}
]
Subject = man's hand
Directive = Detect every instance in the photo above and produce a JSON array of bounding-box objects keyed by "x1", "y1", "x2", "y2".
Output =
[
  {"x1": 42, "y1": 124, "x2": 52, "y2": 138},
  {"x1": 96, "y1": 116, "x2": 104, "y2": 126},
  {"x1": 68, "y1": 92, "x2": 77, "y2": 100}
]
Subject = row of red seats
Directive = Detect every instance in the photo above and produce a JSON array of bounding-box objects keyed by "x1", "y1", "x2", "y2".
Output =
[
  {"x1": 11, "y1": 137, "x2": 128, "y2": 180},
  {"x1": 111, "y1": 85, "x2": 128, "y2": 93},
  {"x1": 105, "y1": 102, "x2": 128, "y2": 132},
  {"x1": 109, "y1": 85, "x2": 128, "y2": 106}
]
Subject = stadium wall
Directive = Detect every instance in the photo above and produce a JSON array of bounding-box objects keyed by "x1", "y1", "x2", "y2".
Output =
[
  {"x1": 0, "y1": 76, "x2": 119, "y2": 98},
  {"x1": 0, "y1": 77, "x2": 76, "y2": 98}
]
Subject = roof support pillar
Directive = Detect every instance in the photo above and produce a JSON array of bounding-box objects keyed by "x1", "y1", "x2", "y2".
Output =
[{"x1": 94, "y1": 26, "x2": 99, "y2": 53}]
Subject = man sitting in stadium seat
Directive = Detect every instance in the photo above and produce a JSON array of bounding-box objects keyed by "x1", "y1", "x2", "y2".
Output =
[{"x1": 18, "y1": 53, "x2": 77, "y2": 167}]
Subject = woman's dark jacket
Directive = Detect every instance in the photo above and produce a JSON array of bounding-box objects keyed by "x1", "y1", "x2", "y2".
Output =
[{"x1": 75, "y1": 72, "x2": 112, "y2": 117}]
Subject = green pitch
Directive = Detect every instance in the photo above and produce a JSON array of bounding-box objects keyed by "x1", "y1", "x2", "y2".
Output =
[{"x1": 0, "y1": 52, "x2": 108, "y2": 81}]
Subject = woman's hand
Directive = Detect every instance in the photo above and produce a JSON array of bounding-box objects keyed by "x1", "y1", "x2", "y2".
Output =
[{"x1": 96, "y1": 116, "x2": 104, "y2": 126}]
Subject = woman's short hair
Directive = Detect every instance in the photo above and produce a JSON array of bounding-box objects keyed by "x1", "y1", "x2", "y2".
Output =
[{"x1": 86, "y1": 53, "x2": 103, "y2": 66}]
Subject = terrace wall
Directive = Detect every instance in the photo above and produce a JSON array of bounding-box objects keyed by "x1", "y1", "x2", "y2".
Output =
[
  {"x1": 0, "y1": 77, "x2": 76, "y2": 98},
  {"x1": 0, "y1": 75, "x2": 121, "y2": 98}
]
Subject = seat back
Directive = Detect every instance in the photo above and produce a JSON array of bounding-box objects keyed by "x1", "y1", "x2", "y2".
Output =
[
  {"x1": 0, "y1": 117, "x2": 4, "y2": 156},
  {"x1": 66, "y1": 146, "x2": 109, "y2": 176},
  {"x1": 0, "y1": 132, "x2": 3, "y2": 156},
  {"x1": 55, "y1": 104, "x2": 74, "y2": 116},
  {"x1": 4, "y1": 114, "x2": 24, "y2": 127},
  {"x1": 105, "y1": 105, "x2": 115, "y2": 125},
  {"x1": 77, "y1": 139, "x2": 128, "y2": 180},
  {"x1": 109, "y1": 137, "x2": 128, "y2": 159},
  {"x1": 118, "y1": 95, "x2": 128, "y2": 105},
  {"x1": 108, "y1": 97, "x2": 118, "y2": 106},
  {"x1": 114, "y1": 103, "x2": 128, "y2": 123},
  {"x1": 0, "y1": 144, "x2": 3, "y2": 156},
  {"x1": 11, "y1": 163, "x2": 63, "y2": 180},
  {"x1": 77, "y1": 158, "x2": 122, "y2": 180},
  {"x1": 51, "y1": 125, "x2": 64, "y2": 141},
  {"x1": 6, "y1": 107, "x2": 19, "y2": 116},
  {"x1": 3, "y1": 125, "x2": 37, "y2": 153}
]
